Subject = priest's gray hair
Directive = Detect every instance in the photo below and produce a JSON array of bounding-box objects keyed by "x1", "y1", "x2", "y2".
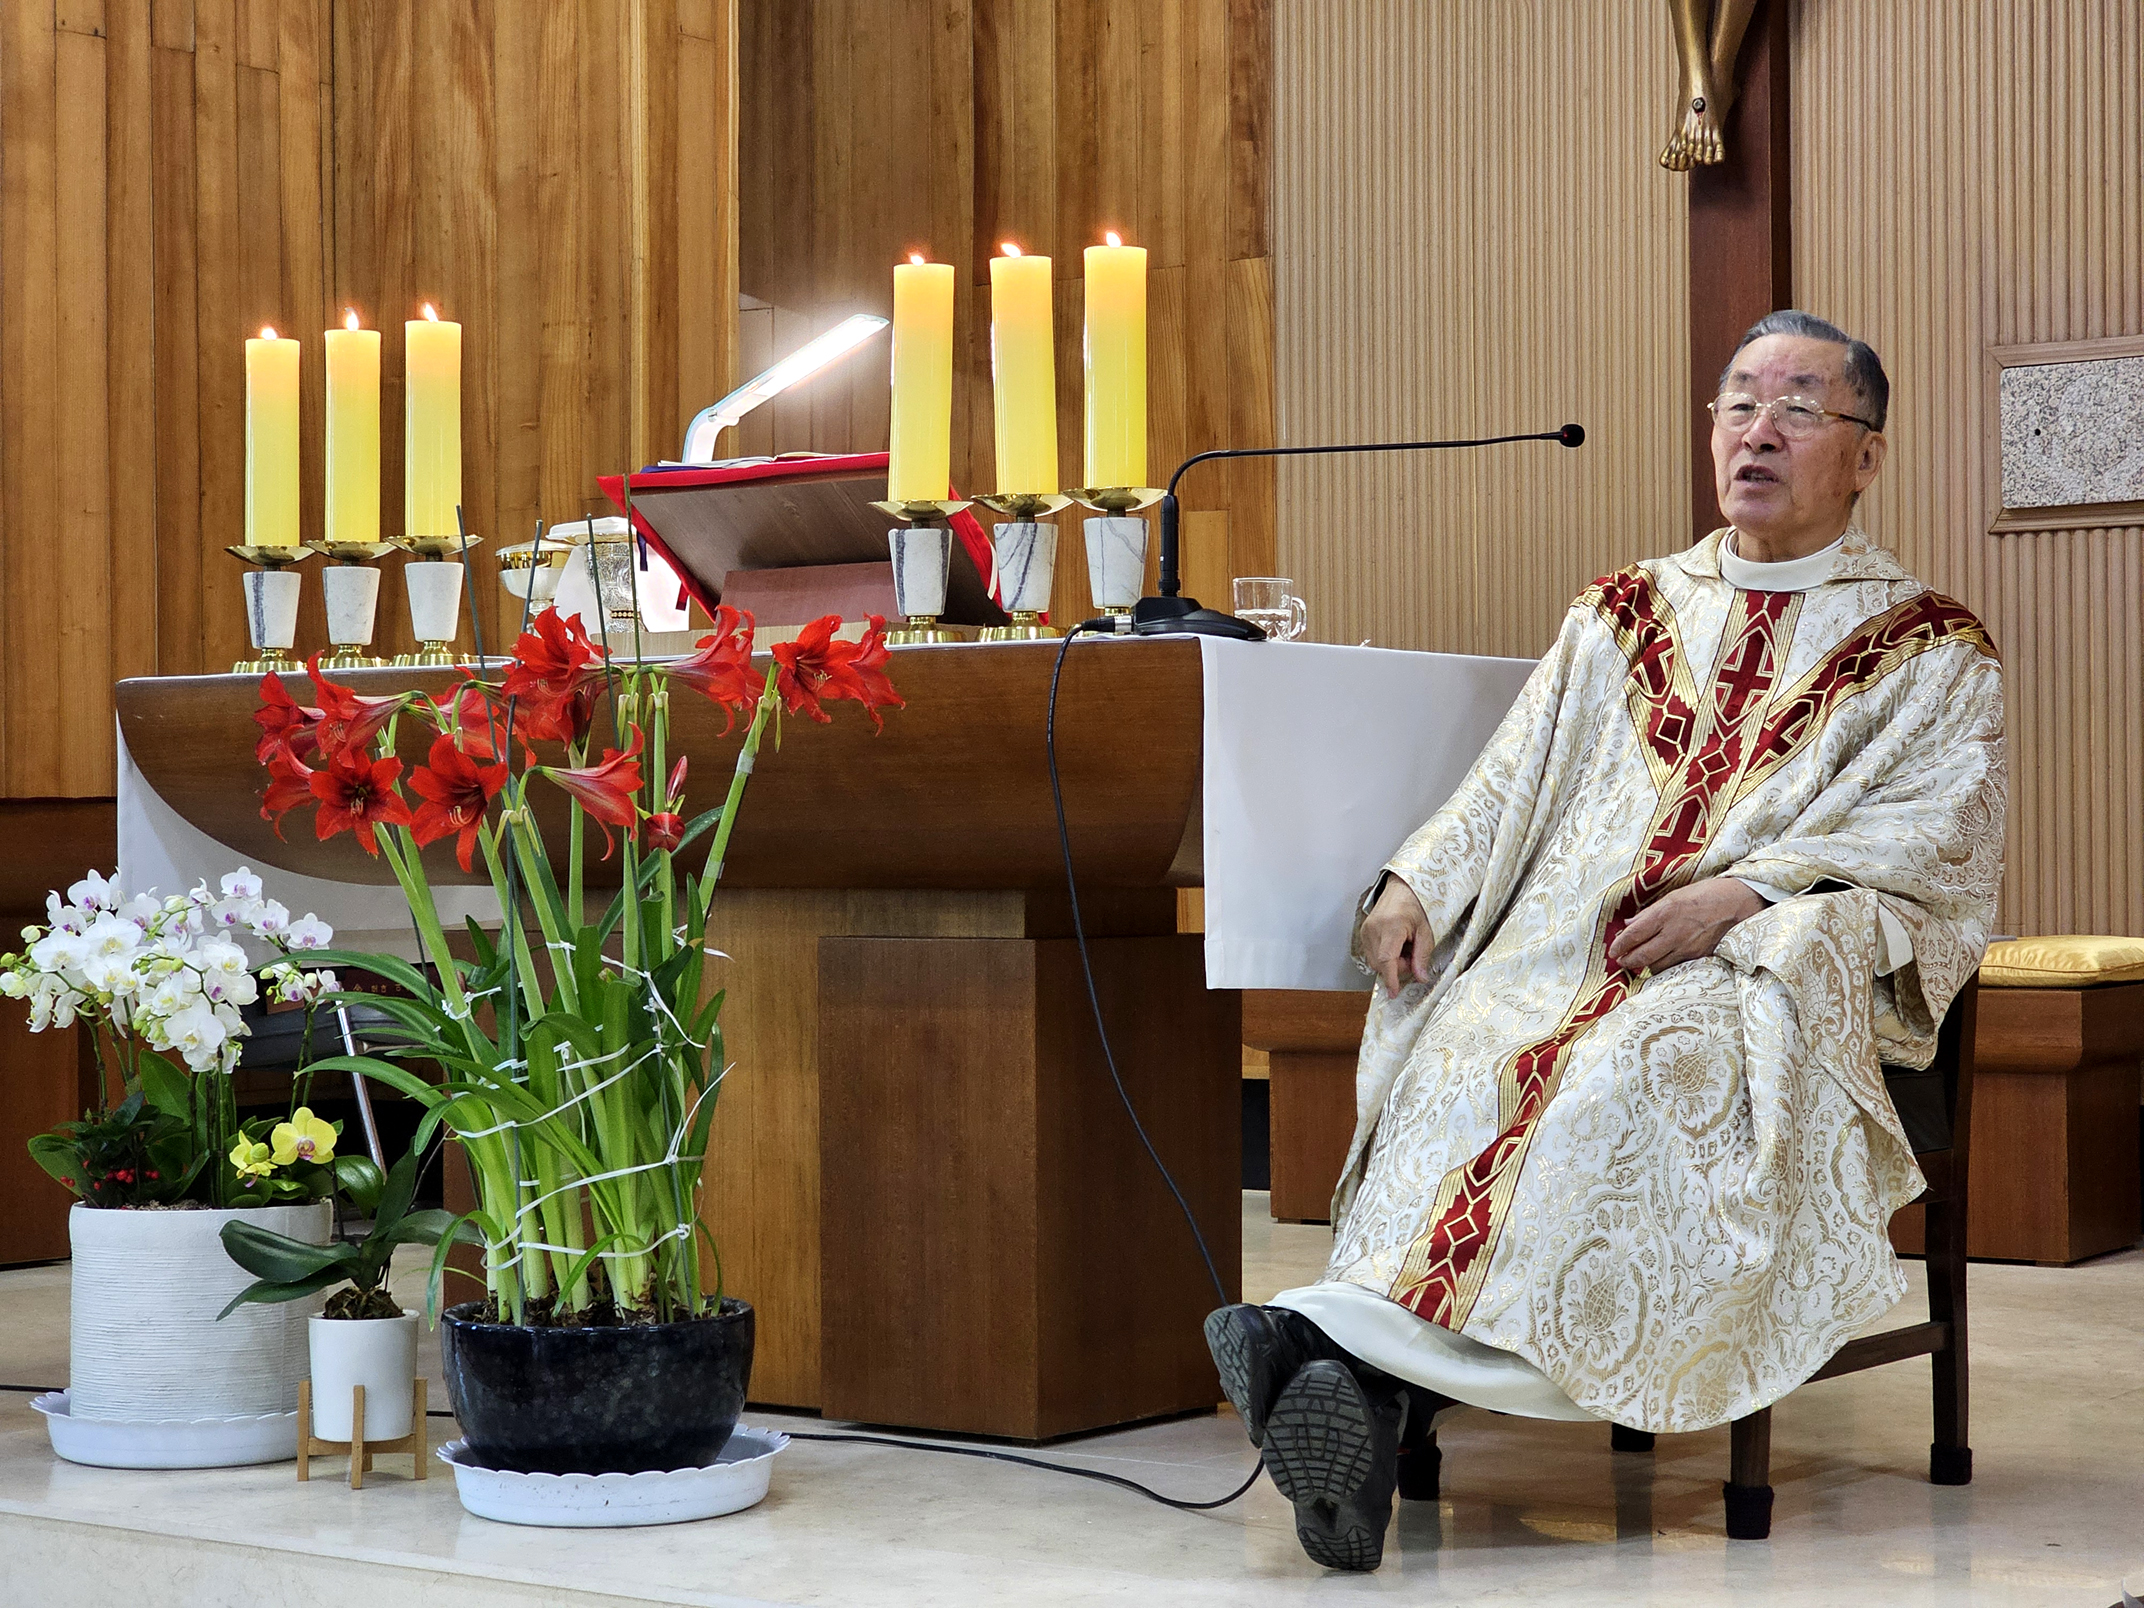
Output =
[{"x1": 1721, "y1": 309, "x2": 1890, "y2": 432}]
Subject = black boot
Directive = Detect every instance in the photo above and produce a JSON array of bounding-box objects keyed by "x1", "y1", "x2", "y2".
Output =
[
  {"x1": 1203, "y1": 1304, "x2": 1345, "y2": 1448},
  {"x1": 1394, "y1": 1383, "x2": 1449, "y2": 1501},
  {"x1": 1261, "y1": 1358, "x2": 1405, "y2": 1572}
]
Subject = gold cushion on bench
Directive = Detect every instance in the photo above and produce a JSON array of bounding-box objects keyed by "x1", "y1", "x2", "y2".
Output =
[{"x1": 1979, "y1": 934, "x2": 2144, "y2": 989}]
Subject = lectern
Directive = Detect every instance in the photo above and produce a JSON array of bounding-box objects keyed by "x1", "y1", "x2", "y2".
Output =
[{"x1": 116, "y1": 638, "x2": 1239, "y2": 1441}]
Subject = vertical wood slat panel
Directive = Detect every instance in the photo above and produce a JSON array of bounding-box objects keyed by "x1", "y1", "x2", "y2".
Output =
[
  {"x1": 1272, "y1": 0, "x2": 1687, "y2": 660},
  {"x1": 108, "y1": 0, "x2": 160, "y2": 688},
  {"x1": 1793, "y1": 0, "x2": 2144, "y2": 937}
]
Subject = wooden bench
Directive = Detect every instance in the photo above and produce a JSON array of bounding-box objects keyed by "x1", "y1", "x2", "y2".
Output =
[{"x1": 1893, "y1": 936, "x2": 2144, "y2": 1266}]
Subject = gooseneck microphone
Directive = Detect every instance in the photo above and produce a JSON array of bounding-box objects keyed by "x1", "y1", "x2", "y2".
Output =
[{"x1": 1134, "y1": 423, "x2": 1588, "y2": 638}]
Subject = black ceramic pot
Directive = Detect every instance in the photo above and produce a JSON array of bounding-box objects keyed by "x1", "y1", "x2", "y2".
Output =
[{"x1": 439, "y1": 1298, "x2": 754, "y2": 1474}]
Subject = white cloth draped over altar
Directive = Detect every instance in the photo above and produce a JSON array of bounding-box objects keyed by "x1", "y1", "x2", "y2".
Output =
[{"x1": 115, "y1": 639, "x2": 1537, "y2": 984}]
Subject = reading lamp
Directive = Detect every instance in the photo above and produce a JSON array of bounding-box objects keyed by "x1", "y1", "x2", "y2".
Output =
[{"x1": 679, "y1": 314, "x2": 891, "y2": 462}]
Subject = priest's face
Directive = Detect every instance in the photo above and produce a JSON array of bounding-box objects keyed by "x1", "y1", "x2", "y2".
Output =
[{"x1": 1712, "y1": 334, "x2": 1888, "y2": 558}]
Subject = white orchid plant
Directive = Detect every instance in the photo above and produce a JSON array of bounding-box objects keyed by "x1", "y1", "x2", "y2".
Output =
[{"x1": 3, "y1": 867, "x2": 348, "y2": 1209}]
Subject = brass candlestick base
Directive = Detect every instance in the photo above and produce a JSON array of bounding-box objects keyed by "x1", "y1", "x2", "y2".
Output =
[
  {"x1": 316, "y1": 648, "x2": 387, "y2": 671},
  {"x1": 972, "y1": 492, "x2": 1073, "y2": 521},
  {"x1": 232, "y1": 647, "x2": 299, "y2": 677},
  {"x1": 1065, "y1": 486, "x2": 1163, "y2": 514},
  {"x1": 869, "y1": 496, "x2": 974, "y2": 523},
  {"x1": 883, "y1": 615, "x2": 961, "y2": 646},
  {"x1": 979, "y1": 611, "x2": 1058, "y2": 642},
  {"x1": 393, "y1": 640, "x2": 462, "y2": 669}
]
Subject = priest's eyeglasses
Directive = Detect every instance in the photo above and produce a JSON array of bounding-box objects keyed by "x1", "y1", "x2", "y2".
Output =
[{"x1": 1708, "y1": 393, "x2": 1878, "y2": 439}]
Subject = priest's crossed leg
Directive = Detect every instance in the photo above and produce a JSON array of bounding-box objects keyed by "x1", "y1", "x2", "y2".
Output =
[{"x1": 1207, "y1": 311, "x2": 2006, "y2": 1573}]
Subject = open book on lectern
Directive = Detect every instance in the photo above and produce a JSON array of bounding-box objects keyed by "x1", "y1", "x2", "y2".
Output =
[{"x1": 596, "y1": 452, "x2": 1008, "y2": 631}]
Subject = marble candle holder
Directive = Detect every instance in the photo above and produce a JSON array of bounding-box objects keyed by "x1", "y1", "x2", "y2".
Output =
[
  {"x1": 391, "y1": 537, "x2": 479, "y2": 668},
  {"x1": 884, "y1": 525, "x2": 959, "y2": 645},
  {"x1": 979, "y1": 521, "x2": 1058, "y2": 641},
  {"x1": 307, "y1": 542, "x2": 397, "y2": 669},
  {"x1": 1082, "y1": 516, "x2": 1148, "y2": 619},
  {"x1": 225, "y1": 545, "x2": 315, "y2": 675}
]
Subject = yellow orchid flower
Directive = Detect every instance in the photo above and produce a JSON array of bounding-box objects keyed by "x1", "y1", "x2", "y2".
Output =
[
  {"x1": 229, "y1": 1136, "x2": 275, "y2": 1179},
  {"x1": 269, "y1": 1106, "x2": 337, "y2": 1166}
]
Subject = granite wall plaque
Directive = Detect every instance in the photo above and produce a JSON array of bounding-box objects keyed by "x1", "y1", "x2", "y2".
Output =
[{"x1": 1998, "y1": 353, "x2": 2144, "y2": 511}]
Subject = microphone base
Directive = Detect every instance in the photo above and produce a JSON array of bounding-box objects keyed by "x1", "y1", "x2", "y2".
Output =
[{"x1": 1128, "y1": 594, "x2": 1267, "y2": 640}]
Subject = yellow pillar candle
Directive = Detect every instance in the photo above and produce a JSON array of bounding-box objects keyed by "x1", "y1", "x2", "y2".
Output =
[
  {"x1": 888, "y1": 255, "x2": 955, "y2": 504},
  {"x1": 1082, "y1": 232, "x2": 1148, "y2": 490},
  {"x1": 324, "y1": 309, "x2": 381, "y2": 545},
  {"x1": 404, "y1": 303, "x2": 463, "y2": 538},
  {"x1": 244, "y1": 327, "x2": 302, "y2": 547},
  {"x1": 988, "y1": 244, "x2": 1058, "y2": 496}
]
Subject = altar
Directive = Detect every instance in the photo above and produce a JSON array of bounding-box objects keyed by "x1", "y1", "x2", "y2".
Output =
[{"x1": 116, "y1": 637, "x2": 1531, "y2": 1439}]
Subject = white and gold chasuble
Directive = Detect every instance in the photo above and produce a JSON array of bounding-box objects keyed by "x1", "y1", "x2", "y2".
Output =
[{"x1": 1311, "y1": 528, "x2": 2005, "y2": 1434}]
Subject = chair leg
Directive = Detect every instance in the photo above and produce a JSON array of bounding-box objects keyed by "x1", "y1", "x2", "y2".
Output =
[
  {"x1": 1610, "y1": 1423, "x2": 1655, "y2": 1454},
  {"x1": 1925, "y1": 1184, "x2": 1973, "y2": 1485},
  {"x1": 1723, "y1": 1409, "x2": 1774, "y2": 1540}
]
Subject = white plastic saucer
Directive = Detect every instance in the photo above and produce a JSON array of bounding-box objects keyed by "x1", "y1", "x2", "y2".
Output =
[
  {"x1": 31, "y1": 1390, "x2": 297, "y2": 1469},
  {"x1": 440, "y1": 1427, "x2": 788, "y2": 1528}
]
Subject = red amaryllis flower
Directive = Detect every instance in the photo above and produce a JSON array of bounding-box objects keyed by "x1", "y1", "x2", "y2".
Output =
[
  {"x1": 663, "y1": 756, "x2": 688, "y2": 810},
  {"x1": 666, "y1": 606, "x2": 758, "y2": 732},
  {"x1": 645, "y1": 812, "x2": 685, "y2": 853},
  {"x1": 769, "y1": 615, "x2": 905, "y2": 729},
  {"x1": 538, "y1": 727, "x2": 644, "y2": 857},
  {"x1": 838, "y1": 616, "x2": 904, "y2": 733},
  {"x1": 308, "y1": 746, "x2": 414, "y2": 855},
  {"x1": 502, "y1": 607, "x2": 608, "y2": 748},
  {"x1": 408, "y1": 733, "x2": 509, "y2": 872},
  {"x1": 304, "y1": 655, "x2": 408, "y2": 764},
  {"x1": 254, "y1": 674, "x2": 323, "y2": 764},
  {"x1": 444, "y1": 683, "x2": 527, "y2": 766},
  {"x1": 259, "y1": 748, "x2": 316, "y2": 839}
]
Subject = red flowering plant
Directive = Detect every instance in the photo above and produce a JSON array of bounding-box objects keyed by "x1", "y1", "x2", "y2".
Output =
[{"x1": 257, "y1": 606, "x2": 900, "y2": 1328}]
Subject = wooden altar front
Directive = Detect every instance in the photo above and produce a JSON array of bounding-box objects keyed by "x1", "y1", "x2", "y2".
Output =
[{"x1": 116, "y1": 639, "x2": 1240, "y2": 1441}]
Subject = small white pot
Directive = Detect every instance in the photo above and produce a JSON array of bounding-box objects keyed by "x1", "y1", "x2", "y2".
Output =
[
  {"x1": 1083, "y1": 516, "x2": 1148, "y2": 610},
  {"x1": 308, "y1": 1310, "x2": 419, "y2": 1441},
  {"x1": 404, "y1": 559, "x2": 465, "y2": 642},
  {"x1": 991, "y1": 522, "x2": 1057, "y2": 614},
  {"x1": 320, "y1": 564, "x2": 383, "y2": 647},
  {"x1": 69, "y1": 1201, "x2": 331, "y2": 1422},
  {"x1": 242, "y1": 568, "x2": 302, "y2": 651},
  {"x1": 888, "y1": 525, "x2": 952, "y2": 618}
]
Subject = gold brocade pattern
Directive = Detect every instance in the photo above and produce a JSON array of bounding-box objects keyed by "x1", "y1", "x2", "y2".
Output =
[{"x1": 1326, "y1": 529, "x2": 2006, "y2": 1433}]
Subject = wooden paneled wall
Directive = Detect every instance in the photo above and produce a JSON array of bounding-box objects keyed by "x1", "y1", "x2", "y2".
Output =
[
  {"x1": 736, "y1": 0, "x2": 1275, "y2": 621},
  {"x1": 1792, "y1": 0, "x2": 2144, "y2": 937},
  {"x1": 1271, "y1": 1, "x2": 1689, "y2": 660},
  {"x1": 0, "y1": 0, "x2": 736, "y2": 799}
]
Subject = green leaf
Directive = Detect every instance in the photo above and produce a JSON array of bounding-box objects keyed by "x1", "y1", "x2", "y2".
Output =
[
  {"x1": 379, "y1": 1207, "x2": 465, "y2": 1249},
  {"x1": 219, "y1": 1219, "x2": 361, "y2": 1285},
  {"x1": 372, "y1": 1142, "x2": 424, "y2": 1234},
  {"x1": 26, "y1": 1132, "x2": 82, "y2": 1191},
  {"x1": 332, "y1": 1154, "x2": 386, "y2": 1215},
  {"x1": 135, "y1": 1055, "x2": 194, "y2": 1123},
  {"x1": 217, "y1": 1265, "x2": 355, "y2": 1320}
]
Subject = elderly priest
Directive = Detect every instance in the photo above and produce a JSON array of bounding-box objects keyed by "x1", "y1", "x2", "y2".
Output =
[{"x1": 1208, "y1": 311, "x2": 2007, "y2": 1571}]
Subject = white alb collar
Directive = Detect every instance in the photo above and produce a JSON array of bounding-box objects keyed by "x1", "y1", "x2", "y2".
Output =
[{"x1": 1718, "y1": 528, "x2": 1849, "y2": 593}]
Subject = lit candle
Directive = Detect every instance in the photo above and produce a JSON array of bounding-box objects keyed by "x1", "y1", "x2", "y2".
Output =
[
  {"x1": 243, "y1": 328, "x2": 302, "y2": 547},
  {"x1": 324, "y1": 309, "x2": 381, "y2": 545},
  {"x1": 888, "y1": 254, "x2": 955, "y2": 504},
  {"x1": 988, "y1": 243, "x2": 1057, "y2": 496},
  {"x1": 1082, "y1": 232, "x2": 1147, "y2": 490},
  {"x1": 404, "y1": 303, "x2": 462, "y2": 538}
]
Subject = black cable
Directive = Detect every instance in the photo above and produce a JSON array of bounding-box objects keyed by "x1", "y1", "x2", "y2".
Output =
[{"x1": 1044, "y1": 624, "x2": 1229, "y2": 1309}]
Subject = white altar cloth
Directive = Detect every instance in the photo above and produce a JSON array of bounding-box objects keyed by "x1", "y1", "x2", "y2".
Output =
[{"x1": 115, "y1": 641, "x2": 1534, "y2": 987}]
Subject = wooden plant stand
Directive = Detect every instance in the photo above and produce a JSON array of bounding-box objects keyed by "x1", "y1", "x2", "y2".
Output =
[{"x1": 297, "y1": 1377, "x2": 428, "y2": 1488}]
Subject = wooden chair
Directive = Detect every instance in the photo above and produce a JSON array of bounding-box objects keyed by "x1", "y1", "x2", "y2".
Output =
[
  {"x1": 1607, "y1": 977, "x2": 1980, "y2": 1539},
  {"x1": 1398, "y1": 978, "x2": 1979, "y2": 1541}
]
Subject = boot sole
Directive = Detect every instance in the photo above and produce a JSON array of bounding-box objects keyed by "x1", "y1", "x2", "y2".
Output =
[
  {"x1": 1262, "y1": 1360, "x2": 1390, "y2": 1572},
  {"x1": 1203, "y1": 1306, "x2": 1270, "y2": 1447}
]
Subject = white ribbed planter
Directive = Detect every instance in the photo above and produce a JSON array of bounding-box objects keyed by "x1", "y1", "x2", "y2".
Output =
[
  {"x1": 308, "y1": 1311, "x2": 419, "y2": 1441},
  {"x1": 68, "y1": 1202, "x2": 330, "y2": 1423}
]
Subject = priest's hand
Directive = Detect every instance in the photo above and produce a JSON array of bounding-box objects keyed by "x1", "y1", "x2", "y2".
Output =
[
  {"x1": 1609, "y1": 878, "x2": 1769, "y2": 976},
  {"x1": 1361, "y1": 876, "x2": 1436, "y2": 996}
]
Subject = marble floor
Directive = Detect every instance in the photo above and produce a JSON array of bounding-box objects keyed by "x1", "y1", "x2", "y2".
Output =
[{"x1": 2, "y1": 1198, "x2": 2140, "y2": 1607}]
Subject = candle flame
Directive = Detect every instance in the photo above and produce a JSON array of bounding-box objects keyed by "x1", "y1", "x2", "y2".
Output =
[
  {"x1": 1001, "y1": 241, "x2": 1022, "y2": 258},
  {"x1": 908, "y1": 252, "x2": 926, "y2": 266},
  {"x1": 344, "y1": 308, "x2": 360, "y2": 331},
  {"x1": 422, "y1": 303, "x2": 439, "y2": 321},
  {"x1": 1105, "y1": 231, "x2": 1122, "y2": 248},
  {"x1": 260, "y1": 326, "x2": 278, "y2": 341}
]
